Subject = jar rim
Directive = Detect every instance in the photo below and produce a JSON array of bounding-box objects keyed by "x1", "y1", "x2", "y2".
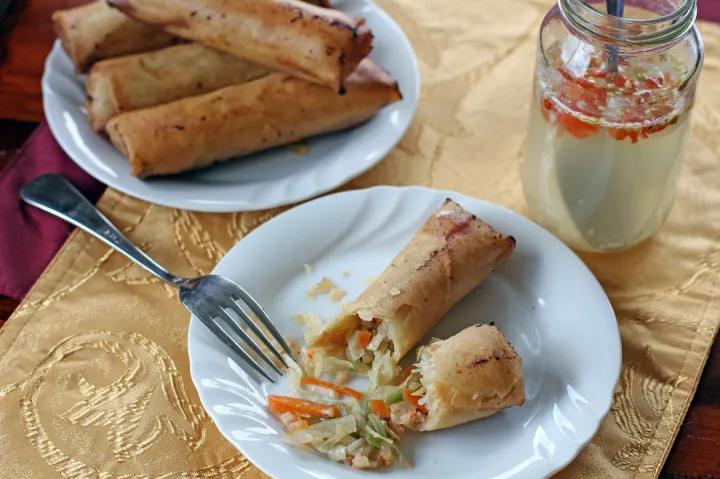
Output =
[{"x1": 558, "y1": 0, "x2": 697, "y2": 46}]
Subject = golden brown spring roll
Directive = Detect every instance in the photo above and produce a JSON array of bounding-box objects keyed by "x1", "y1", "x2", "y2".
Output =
[
  {"x1": 394, "y1": 324, "x2": 524, "y2": 432},
  {"x1": 52, "y1": 2, "x2": 179, "y2": 73},
  {"x1": 106, "y1": 59, "x2": 401, "y2": 177},
  {"x1": 86, "y1": 43, "x2": 270, "y2": 133},
  {"x1": 304, "y1": 200, "x2": 516, "y2": 387},
  {"x1": 106, "y1": 0, "x2": 373, "y2": 92}
]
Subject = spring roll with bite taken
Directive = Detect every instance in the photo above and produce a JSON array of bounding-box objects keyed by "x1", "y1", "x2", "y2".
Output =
[
  {"x1": 390, "y1": 324, "x2": 524, "y2": 431},
  {"x1": 305, "y1": 200, "x2": 516, "y2": 388}
]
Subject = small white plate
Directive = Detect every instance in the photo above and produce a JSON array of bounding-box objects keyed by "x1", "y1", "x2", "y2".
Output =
[
  {"x1": 187, "y1": 186, "x2": 621, "y2": 479},
  {"x1": 41, "y1": 0, "x2": 419, "y2": 212}
]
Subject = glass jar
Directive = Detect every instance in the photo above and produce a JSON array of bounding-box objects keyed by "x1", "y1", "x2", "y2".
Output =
[{"x1": 521, "y1": 0, "x2": 703, "y2": 252}]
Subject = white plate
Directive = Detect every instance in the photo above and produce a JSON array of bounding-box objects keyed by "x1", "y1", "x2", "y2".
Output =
[
  {"x1": 41, "y1": 0, "x2": 419, "y2": 212},
  {"x1": 187, "y1": 186, "x2": 621, "y2": 479}
]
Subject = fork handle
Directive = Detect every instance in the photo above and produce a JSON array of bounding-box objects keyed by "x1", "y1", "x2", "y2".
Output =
[{"x1": 21, "y1": 174, "x2": 179, "y2": 286}]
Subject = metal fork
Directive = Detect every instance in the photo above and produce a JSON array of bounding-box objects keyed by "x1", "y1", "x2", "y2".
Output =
[{"x1": 21, "y1": 174, "x2": 291, "y2": 382}]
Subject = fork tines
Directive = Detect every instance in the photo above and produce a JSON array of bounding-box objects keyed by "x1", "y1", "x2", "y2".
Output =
[{"x1": 188, "y1": 283, "x2": 293, "y2": 383}]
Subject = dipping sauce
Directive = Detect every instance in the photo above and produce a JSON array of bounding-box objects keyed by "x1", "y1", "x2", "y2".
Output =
[{"x1": 522, "y1": 1, "x2": 703, "y2": 252}]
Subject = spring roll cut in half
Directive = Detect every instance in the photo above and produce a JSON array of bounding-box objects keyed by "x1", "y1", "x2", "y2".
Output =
[
  {"x1": 305, "y1": 200, "x2": 516, "y2": 388},
  {"x1": 391, "y1": 324, "x2": 524, "y2": 431},
  {"x1": 86, "y1": 43, "x2": 269, "y2": 132},
  {"x1": 106, "y1": 59, "x2": 401, "y2": 178},
  {"x1": 52, "y1": 2, "x2": 179, "y2": 73},
  {"x1": 106, "y1": 0, "x2": 373, "y2": 92}
]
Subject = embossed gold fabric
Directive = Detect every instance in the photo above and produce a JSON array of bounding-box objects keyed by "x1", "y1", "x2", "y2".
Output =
[{"x1": 1, "y1": 0, "x2": 720, "y2": 477}]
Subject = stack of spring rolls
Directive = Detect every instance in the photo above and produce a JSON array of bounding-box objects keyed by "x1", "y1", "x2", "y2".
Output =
[{"x1": 52, "y1": 0, "x2": 402, "y2": 178}]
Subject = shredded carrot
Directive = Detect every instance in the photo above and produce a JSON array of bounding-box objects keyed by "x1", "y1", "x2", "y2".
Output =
[
  {"x1": 369, "y1": 399, "x2": 391, "y2": 419},
  {"x1": 358, "y1": 331, "x2": 373, "y2": 349},
  {"x1": 329, "y1": 330, "x2": 347, "y2": 343},
  {"x1": 268, "y1": 395, "x2": 340, "y2": 418},
  {"x1": 402, "y1": 388, "x2": 428, "y2": 414},
  {"x1": 301, "y1": 377, "x2": 364, "y2": 400},
  {"x1": 306, "y1": 349, "x2": 315, "y2": 360},
  {"x1": 400, "y1": 366, "x2": 414, "y2": 384}
]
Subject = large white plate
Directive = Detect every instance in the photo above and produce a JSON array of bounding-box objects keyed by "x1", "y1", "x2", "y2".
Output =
[
  {"x1": 41, "y1": 0, "x2": 419, "y2": 212},
  {"x1": 187, "y1": 186, "x2": 621, "y2": 479}
]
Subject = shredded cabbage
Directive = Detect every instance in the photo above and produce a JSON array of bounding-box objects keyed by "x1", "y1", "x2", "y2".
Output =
[
  {"x1": 369, "y1": 351, "x2": 397, "y2": 390},
  {"x1": 327, "y1": 445, "x2": 348, "y2": 462},
  {"x1": 366, "y1": 332, "x2": 386, "y2": 351},
  {"x1": 347, "y1": 437, "x2": 367, "y2": 455},
  {"x1": 305, "y1": 384, "x2": 339, "y2": 399},
  {"x1": 371, "y1": 386, "x2": 401, "y2": 400},
  {"x1": 347, "y1": 331, "x2": 365, "y2": 362},
  {"x1": 286, "y1": 356, "x2": 304, "y2": 396},
  {"x1": 297, "y1": 312, "x2": 324, "y2": 343},
  {"x1": 286, "y1": 414, "x2": 357, "y2": 448},
  {"x1": 308, "y1": 353, "x2": 355, "y2": 381},
  {"x1": 309, "y1": 349, "x2": 326, "y2": 378},
  {"x1": 344, "y1": 398, "x2": 363, "y2": 415},
  {"x1": 322, "y1": 357, "x2": 355, "y2": 373},
  {"x1": 400, "y1": 368, "x2": 421, "y2": 389},
  {"x1": 367, "y1": 414, "x2": 390, "y2": 440},
  {"x1": 365, "y1": 424, "x2": 392, "y2": 446}
]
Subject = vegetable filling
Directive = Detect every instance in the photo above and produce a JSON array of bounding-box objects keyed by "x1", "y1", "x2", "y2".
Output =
[
  {"x1": 345, "y1": 317, "x2": 399, "y2": 389},
  {"x1": 386, "y1": 367, "x2": 429, "y2": 428},
  {"x1": 268, "y1": 392, "x2": 409, "y2": 468}
]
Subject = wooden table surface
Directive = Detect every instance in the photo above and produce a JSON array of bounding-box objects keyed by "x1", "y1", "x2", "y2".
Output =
[{"x1": 0, "y1": 0, "x2": 718, "y2": 477}]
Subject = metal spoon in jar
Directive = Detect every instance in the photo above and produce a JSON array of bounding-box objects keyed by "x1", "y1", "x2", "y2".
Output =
[{"x1": 605, "y1": 0, "x2": 625, "y2": 74}]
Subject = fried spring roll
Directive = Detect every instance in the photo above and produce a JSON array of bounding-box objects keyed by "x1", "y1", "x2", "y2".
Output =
[
  {"x1": 305, "y1": 200, "x2": 516, "y2": 387},
  {"x1": 52, "y1": 2, "x2": 178, "y2": 73},
  {"x1": 106, "y1": 0, "x2": 373, "y2": 92},
  {"x1": 86, "y1": 43, "x2": 269, "y2": 132},
  {"x1": 106, "y1": 59, "x2": 401, "y2": 177},
  {"x1": 399, "y1": 324, "x2": 525, "y2": 431}
]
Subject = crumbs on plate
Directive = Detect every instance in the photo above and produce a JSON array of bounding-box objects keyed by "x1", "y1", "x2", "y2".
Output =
[
  {"x1": 307, "y1": 276, "x2": 336, "y2": 300},
  {"x1": 329, "y1": 288, "x2": 347, "y2": 303}
]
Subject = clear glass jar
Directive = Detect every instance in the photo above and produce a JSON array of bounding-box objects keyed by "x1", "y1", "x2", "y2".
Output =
[{"x1": 521, "y1": 0, "x2": 703, "y2": 252}]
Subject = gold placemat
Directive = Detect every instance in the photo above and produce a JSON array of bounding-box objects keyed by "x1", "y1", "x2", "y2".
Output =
[{"x1": 2, "y1": 0, "x2": 720, "y2": 477}]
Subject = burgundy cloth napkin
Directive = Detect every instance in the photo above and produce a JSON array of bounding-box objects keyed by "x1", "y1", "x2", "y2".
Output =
[
  {"x1": 1, "y1": 2, "x2": 719, "y2": 303},
  {"x1": 0, "y1": 122, "x2": 104, "y2": 301},
  {"x1": 699, "y1": 0, "x2": 720, "y2": 23}
]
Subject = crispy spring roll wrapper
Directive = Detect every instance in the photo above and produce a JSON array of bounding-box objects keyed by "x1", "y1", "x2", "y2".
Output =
[
  {"x1": 86, "y1": 43, "x2": 269, "y2": 132},
  {"x1": 52, "y1": 2, "x2": 179, "y2": 73},
  {"x1": 106, "y1": 0, "x2": 373, "y2": 92},
  {"x1": 106, "y1": 59, "x2": 401, "y2": 177},
  {"x1": 308, "y1": 200, "x2": 516, "y2": 364},
  {"x1": 411, "y1": 324, "x2": 525, "y2": 431}
]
